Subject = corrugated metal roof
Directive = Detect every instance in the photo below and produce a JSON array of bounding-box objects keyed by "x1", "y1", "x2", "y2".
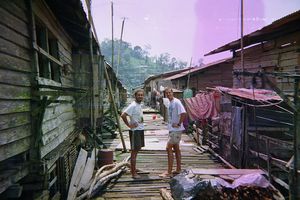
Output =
[
  {"x1": 164, "y1": 58, "x2": 232, "y2": 80},
  {"x1": 216, "y1": 86, "x2": 282, "y2": 101},
  {"x1": 144, "y1": 68, "x2": 191, "y2": 84},
  {"x1": 205, "y1": 10, "x2": 300, "y2": 56}
]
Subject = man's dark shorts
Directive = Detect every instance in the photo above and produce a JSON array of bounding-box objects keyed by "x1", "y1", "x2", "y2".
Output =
[{"x1": 129, "y1": 130, "x2": 145, "y2": 150}]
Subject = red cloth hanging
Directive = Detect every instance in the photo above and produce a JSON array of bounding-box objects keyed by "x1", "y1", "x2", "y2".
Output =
[{"x1": 183, "y1": 92, "x2": 220, "y2": 121}]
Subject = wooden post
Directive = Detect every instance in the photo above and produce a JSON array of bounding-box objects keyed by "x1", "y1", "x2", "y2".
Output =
[
  {"x1": 86, "y1": 0, "x2": 98, "y2": 149},
  {"x1": 291, "y1": 78, "x2": 300, "y2": 199},
  {"x1": 117, "y1": 18, "x2": 126, "y2": 77},
  {"x1": 266, "y1": 138, "x2": 271, "y2": 181},
  {"x1": 240, "y1": 0, "x2": 245, "y2": 88},
  {"x1": 98, "y1": 56, "x2": 105, "y2": 141},
  {"x1": 111, "y1": 1, "x2": 114, "y2": 70},
  {"x1": 244, "y1": 107, "x2": 249, "y2": 168},
  {"x1": 104, "y1": 63, "x2": 127, "y2": 152}
]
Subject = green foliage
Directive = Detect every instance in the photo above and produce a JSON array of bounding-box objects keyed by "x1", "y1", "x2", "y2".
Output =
[{"x1": 100, "y1": 39, "x2": 188, "y2": 90}]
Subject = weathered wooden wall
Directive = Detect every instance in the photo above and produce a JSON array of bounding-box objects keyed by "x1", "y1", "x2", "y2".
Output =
[
  {"x1": 73, "y1": 54, "x2": 91, "y2": 122},
  {"x1": 0, "y1": 0, "x2": 32, "y2": 164},
  {"x1": 32, "y1": 0, "x2": 77, "y2": 162},
  {"x1": 0, "y1": 0, "x2": 33, "y2": 194},
  {"x1": 233, "y1": 31, "x2": 300, "y2": 96},
  {"x1": 171, "y1": 63, "x2": 233, "y2": 92}
]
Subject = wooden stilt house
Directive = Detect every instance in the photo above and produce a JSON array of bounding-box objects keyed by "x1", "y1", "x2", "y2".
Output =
[
  {"x1": 205, "y1": 10, "x2": 300, "y2": 197},
  {"x1": 0, "y1": 0, "x2": 124, "y2": 199}
]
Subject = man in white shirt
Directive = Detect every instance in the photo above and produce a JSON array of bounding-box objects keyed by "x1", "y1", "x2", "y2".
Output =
[
  {"x1": 159, "y1": 87, "x2": 186, "y2": 178},
  {"x1": 121, "y1": 89, "x2": 145, "y2": 178}
]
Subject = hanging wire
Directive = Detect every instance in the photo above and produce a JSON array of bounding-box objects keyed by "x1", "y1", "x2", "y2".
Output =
[
  {"x1": 260, "y1": 99, "x2": 294, "y2": 115},
  {"x1": 231, "y1": 97, "x2": 284, "y2": 107}
]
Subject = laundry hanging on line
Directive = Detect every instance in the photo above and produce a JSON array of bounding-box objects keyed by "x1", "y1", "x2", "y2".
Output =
[{"x1": 183, "y1": 92, "x2": 221, "y2": 121}]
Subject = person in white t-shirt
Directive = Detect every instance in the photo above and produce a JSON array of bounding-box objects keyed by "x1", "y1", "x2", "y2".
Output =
[
  {"x1": 121, "y1": 89, "x2": 145, "y2": 178},
  {"x1": 159, "y1": 87, "x2": 186, "y2": 178}
]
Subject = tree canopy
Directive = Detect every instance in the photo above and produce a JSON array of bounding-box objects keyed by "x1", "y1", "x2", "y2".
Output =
[{"x1": 100, "y1": 39, "x2": 188, "y2": 90}]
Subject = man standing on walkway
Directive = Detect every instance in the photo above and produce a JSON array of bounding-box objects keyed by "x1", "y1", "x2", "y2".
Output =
[
  {"x1": 160, "y1": 87, "x2": 186, "y2": 178},
  {"x1": 121, "y1": 89, "x2": 145, "y2": 178}
]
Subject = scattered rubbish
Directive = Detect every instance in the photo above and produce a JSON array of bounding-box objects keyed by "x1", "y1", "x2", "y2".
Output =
[{"x1": 169, "y1": 170, "x2": 284, "y2": 200}]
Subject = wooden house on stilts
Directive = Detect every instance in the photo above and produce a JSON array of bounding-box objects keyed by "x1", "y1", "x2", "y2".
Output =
[
  {"x1": 205, "y1": 10, "x2": 300, "y2": 197},
  {"x1": 0, "y1": 0, "x2": 125, "y2": 199}
]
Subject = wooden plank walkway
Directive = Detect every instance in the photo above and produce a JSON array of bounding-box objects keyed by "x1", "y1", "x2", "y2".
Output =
[{"x1": 97, "y1": 112, "x2": 226, "y2": 200}]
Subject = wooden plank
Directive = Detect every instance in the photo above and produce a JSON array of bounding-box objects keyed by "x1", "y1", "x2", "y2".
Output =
[
  {"x1": 42, "y1": 111, "x2": 75, "y2": 133},
  {"x1": 58, "y1": 42, "x2": 72, "y2": 64},
  {"x1": 41, "y1": 119, "x2": 75, "y2": 145},
  {"x1": 0, "y1": 100, "x2": 30, "y2": 114},
  {"x1": 0, "y1": 23, "x2": 30, "y2": 49},
  {"x1": 0, "y1": 165, "x2": 29, "y2": 194},
  {"x1": 0, "y1": 137, "x2": 31, "y2": 161},
  {"x1": 60, "y1": 77, "x2": 73, "y2": 87},
  {"x1": 0, "y1": 0, "x2": 29, "y2": 22},
  {"x1": 0, "y1": 83, "x2": 31, "y2": 100},
  {"x1": 0, "y1": 53, "x2": 31, "y2": 73},
  {"x1": 0, "y1": 124, "x2": 31, "y2": 145},
  {"x1": 1, "y1": 184, "x2": 23, "y2": 198},
  {"x1": 248, "y1": 149, "x2": 288, "y2": 172},
  {"x1": 78, "y1": 148, "x2": 96, "y2": 190},
  {"x1": 191, "y1": 168, "x2": 266, "y2": 175},
  {"x1": 10, "y1": 0, "x2": 27, "y2": 11},
  {"x1": 43, "y1": 103, "x2": 74, "y2": 122},
  {"x1": 67, "y1": 148, "x2": 88, "y2": 200},
  {"x1": 0, "y1": 68, "x2": 31, "y2": 87},
  {"x1": 0, "y1": 112, "x2": 30, "y2": 131},
  {"x1": 0, "y1": 37, "x2": 30, "y2": 61},
  {"x1": 37, "y1": 77, "x2": 62, "y2": 87},
  {"x1": 34, "y1": 43, "x2": 63, "y2": 67},
  {"x1": 248, "y1": 131, "x2": 293, "y2": 148},
  {"x1": 0, "y1": 6, "x2": 29, "y2": 37},
  {"x1": 40, "y1": 124, "x2": 75, "y2": 158}
]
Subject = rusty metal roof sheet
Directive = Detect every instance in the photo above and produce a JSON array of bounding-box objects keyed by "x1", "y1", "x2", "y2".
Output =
[
  {"x1": 205, "y1": 10, "x2": 300, "y2": 56},
  {"x1": 144, "y1": 68, "x2": 191, "y2": 84},
  {"x1": 164, "y1": 58, "x2": 233, "y2": 80},
  {"x1": 216, "y1": 86, "x2": 282, "y2": 101}
]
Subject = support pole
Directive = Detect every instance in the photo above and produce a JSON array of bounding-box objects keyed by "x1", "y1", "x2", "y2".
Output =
[
  {"x1": 111, "y1": 1, "x2": 114, "y2": 70},
  {"x1": 240, "y1": 0, "x2": 245, "y2": 88},
  {"x1": 104, "y1": 63, "x2": 127, "y2": 152},
  {"x1": 117, "y1": 18, "x2": 126, "y2": 77},
  {"x1": 86, "y1": 0, "x2": 97, "y2": 149},
  {"x1": 291, "y1": 78, "x2": 300, "y2": 199}
]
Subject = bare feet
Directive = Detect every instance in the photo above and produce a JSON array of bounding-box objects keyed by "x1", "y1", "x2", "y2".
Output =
[
  {"x1": 132, "y1": 173, "x2": 142, "y2": 179},
  {"x1": 172, "y1": 170, "x2": 181, "y2": 175},
  {"x1": 159, "y1": 172, "x2": 173, "y2": 178}
]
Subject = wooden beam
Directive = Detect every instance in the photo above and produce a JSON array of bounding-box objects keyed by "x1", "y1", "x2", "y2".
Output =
[
  {"x1": 191, "y1": 168, "x2": 265, "y2": 175},
  {"x1": 292, "y1": 78, "x2": 300, "y2": 199},
  {"x1": 0, "y1": 184, "x2": 23, "y2": 199},
  {"x1": 103, "y1": 62, "x2": 126, "y2": 152},
  {"x1": 248, "y1": 149, "x2": 288, "y2": 172},
  {"x1": 263, "y1": 74, "x2": 296, "y2": 111},
  {"x1": 33, "y1": 43, "x2": 63, "y2": 67}
]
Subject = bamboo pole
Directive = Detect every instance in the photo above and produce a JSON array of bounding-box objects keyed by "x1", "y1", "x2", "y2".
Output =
[
  {"x1": 111, "y1": 1, "x2": 114, "y2": 70},
  {"x1": 240, "y1": 0, "x2": 245, "y2": 88},
  {"x1": 117, "y1": 18, "x2": 126, "y2": 77},
  {"x1": 104, "y1": 63, "x2": 127, "y2": 152}
]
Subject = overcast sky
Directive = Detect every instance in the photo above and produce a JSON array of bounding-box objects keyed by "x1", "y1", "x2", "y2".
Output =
[{"x1": 89, "y1": 0, "x2": 300, "y2": 65}]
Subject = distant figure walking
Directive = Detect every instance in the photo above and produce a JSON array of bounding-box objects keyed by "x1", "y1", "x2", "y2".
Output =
[
  {"x1": 159, "y1": 87, "x2": 186, "y2": 178},
  {"x1": 121, "y1": 89, "x2": 145, "y2": 178}
]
